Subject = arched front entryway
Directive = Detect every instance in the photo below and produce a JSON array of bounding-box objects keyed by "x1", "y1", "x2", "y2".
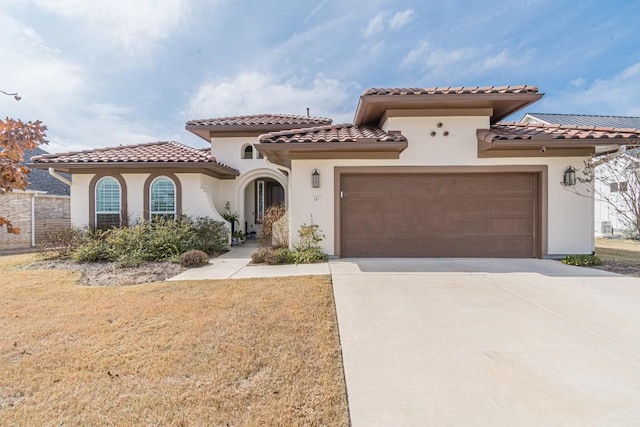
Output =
[{"x1": 233, "y1": 168, "x2": 287, "y2": 238}]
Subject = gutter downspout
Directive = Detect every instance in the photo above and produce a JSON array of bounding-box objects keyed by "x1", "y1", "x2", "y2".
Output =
[
  {"x1": 264, "y1": 157, "x2": 293, "y2": 248},
  {"x1": 48, "y1": 167, "x2": 71, "y2": 186}
]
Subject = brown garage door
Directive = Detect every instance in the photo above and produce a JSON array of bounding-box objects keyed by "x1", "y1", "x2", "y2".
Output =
[{"x1": 340, "y1": 173, "x2": 539, "y2": 258}]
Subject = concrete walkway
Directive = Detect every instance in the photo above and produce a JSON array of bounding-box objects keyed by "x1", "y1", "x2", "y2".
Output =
[
  {"x1": 167, "y1": 242, "x2": 330, "y2": 280},
  {"x1": 331, "y1": 258, "x2": 640, "y2": 426}
]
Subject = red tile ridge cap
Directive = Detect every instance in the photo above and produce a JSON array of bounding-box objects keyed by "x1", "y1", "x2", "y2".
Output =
[{"x1": 362, "y1": 85, "x2": 540, "y2": 96}]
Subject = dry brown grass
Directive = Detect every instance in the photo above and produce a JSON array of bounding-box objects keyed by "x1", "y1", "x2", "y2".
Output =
[
  {"x1": 0, "y1": 254, "x2": 348, "y2": 426},
  {"x1": 594, "y1": 238, "x2": 640, "y2": 276}
]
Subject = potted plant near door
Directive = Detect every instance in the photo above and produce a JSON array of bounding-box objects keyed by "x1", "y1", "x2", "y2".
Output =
[{"x1": 220, "y1": 201, "x2": 240, "y2": 245}]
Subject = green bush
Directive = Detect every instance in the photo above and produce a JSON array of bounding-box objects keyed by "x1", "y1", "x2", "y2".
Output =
[
  {"x1": 179, "y1": 249, "x2": 210, "y2": 267},
  {"x1": 292, "y1": 246, "x2": 328, "y2": 264},
  {"x1": 190, "y1": 217, "x2": 229, "y2": 254},
  {"x1": 67, "y1": 216, "x2": 228, "y2": 266},
  {"x1": 292, "y1": 223, "x2": 328, "y2": 264},
  {"x1": 266, "y1": 247, "x2": 294, "y2": 264},
  {"x1": 562, "y1": 254, "x2": 602, "y2": 266},
  {"x1": 251, "y1": 223, "x2": 329, "y2": 265},
  {"x1": 250, "y1": 246, "x2": 294, "y2": 265},
  {"x1": 71, "y1": 238, "x2": 109, "y2": 263},
  {"x1": 102, "y1": 217, "x2": 194, "y2": 262}
]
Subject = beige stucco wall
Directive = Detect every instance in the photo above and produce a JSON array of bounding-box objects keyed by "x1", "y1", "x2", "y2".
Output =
[
  {"x1": 288, "y1": 115, "x2": 593, "y2": 256},
  {"x1": 211, "y1": 136, "x2": 289, "y2": 233},
  {"x1": 70, "y1": 172, "x2": 228, "y2": 227},
  {"x1": 211, "y1": 136, "x2": 272, "y2": 174},
  {"x1": 70, "y1": 174, "x2": 92, "y2": 227}
]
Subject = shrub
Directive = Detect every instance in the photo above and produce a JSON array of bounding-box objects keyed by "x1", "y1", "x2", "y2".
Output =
[
  {"x1": 190, "y1": 217, "x2": 229, "y2": 254},
  {"x1": 292, "y1": 246, "x2": 328, "y2": 264},
  {"x1": 562, "y1": 254, "x2": 602, "y2": 266},
  {"x1": 67, "y1": 216, "x2": 228, "y2": 266},
  {"x1": 251, "y1": 247, "x2": 269, "y2": 264},
  {"x1": 250, "y1": 247, "x2": 294, "y2": 265},
  {"x1": 71, "y1": 238, "x2": 109, "y2": 263},
  {"x1": 265, "y1": 247, "x2": 294, "y2": 264},
  {"x1": 262, "y1": 203, "x2": 286, "y2": 242},
  {"x1": 38, "y1": 226, "x2": 86, "y2": 258},
  {"x1": 292, "y1": 223, "x2": 328, "y2": 264},
  {"x1": 179, "y1": 249, "x2": 210, "y2": 267},
  {"x1": 102, "y1": 218, "x2": 194, "y2": 262}
]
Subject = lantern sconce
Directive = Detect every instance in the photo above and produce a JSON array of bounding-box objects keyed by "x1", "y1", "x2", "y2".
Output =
[
  {"x1": 312, "y1": 169, "x2": 320, "y2": 188},
  {"x1": 563, "y1": 166, "x2": 576, "y2": 186}
]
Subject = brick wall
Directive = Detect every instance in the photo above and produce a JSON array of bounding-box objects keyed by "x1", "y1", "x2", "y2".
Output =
[
  {"x1": 0, "y1": 193, "x2": 71, "y2": 250},
  {"x1": 34, "y1": 196, "x2": 71, "y2": 245},
  {"x1": 0, "y1": 192, "x2": 33, "y2": 250}
]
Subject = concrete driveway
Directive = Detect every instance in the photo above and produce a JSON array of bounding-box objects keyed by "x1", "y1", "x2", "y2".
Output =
[{"x1": 330, "y1": 258, "x2": 640, "y2": 426}]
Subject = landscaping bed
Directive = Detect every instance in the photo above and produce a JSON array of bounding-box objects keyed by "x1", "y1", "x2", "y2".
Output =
[{"x1": 20, "y1": 257, "x2": 187, "y2": 286}]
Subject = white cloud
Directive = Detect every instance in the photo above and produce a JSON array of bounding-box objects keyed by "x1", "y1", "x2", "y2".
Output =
[
  {"x1": 363, "y1": 8, "x2": 415, "y2": 38},
  {"x1": 31, "y1": 0, "x2": 192, "y2": 56},
  {"x1": 550, "y1": 63, "x2": 640, "y2": 116},
  {"x1": 0, "y1": 14, "x2": 161, "y2": 152},
  {"x1": 184, "y1": 72, "x2": 354, "y2": 123},
  {"x1": 362, "y1": 11, "x2": 386, "y2": 38},
  {"x1": 570, "y1": 77, "x2": 587, "y2": 87},
  {"x1": 389, "y1": 9, "x2": 415, "y2": 31},
  {"x1": 401, "y1": 40, "x2": 526, "y2": 81}
]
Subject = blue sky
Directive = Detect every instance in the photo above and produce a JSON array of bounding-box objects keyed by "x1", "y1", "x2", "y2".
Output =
[{"x1": 1, "y1": 0, "x2": 639, "y2": 152}]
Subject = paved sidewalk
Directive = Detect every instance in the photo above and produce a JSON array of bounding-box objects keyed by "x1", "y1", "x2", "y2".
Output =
[{"x1": 167, "y1": 242, "x2": 330, "y2": 280}]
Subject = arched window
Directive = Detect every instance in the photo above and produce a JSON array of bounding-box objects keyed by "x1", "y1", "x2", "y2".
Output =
[
  {"x1": 95, "y1": 177, "x2": 121, "y2": 229},
  {"x1": 243, "y1": 145, "x2": 253, "y2": 159},
  {"x1": 150, "y1": 176, "x2": 176, "y2": 219}
]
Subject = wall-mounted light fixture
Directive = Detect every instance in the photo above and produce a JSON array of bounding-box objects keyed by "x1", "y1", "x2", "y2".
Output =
[
  {"x1": 563, "y1": 166, "x2": 576, "y2": 186},
  {"x1": 312, "y1": 169, "x2": 320, "y2": 188}
]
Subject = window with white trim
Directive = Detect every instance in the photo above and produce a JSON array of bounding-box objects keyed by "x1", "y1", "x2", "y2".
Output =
[
  {"x1": 95, "y1": 177, "x2": 121, "y2": 229},
  {"x1": 150, "y1": 176, "x2": 176, "y2": 219}
]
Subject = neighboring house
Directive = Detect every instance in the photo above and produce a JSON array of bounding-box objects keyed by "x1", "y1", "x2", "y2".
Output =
[
  {"x1": 32, "y1": 86, "x2": 640, "y2": 258},
  {"x1": 1, "y1": 147, "x2": 71, "y2": 250},
  {"x1": 522, "y1": 113, "x2": 640, "y2": 235}
]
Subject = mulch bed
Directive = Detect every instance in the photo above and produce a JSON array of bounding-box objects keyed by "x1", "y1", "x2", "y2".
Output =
[{"x1": 20, "y1": 259, "x2": 188, "y2": 286}]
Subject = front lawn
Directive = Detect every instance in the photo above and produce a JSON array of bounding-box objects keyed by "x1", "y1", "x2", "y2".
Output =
[
  {"x1": 0, "y1": 254, "x2": 348, "y2": 426},
  {"x1": 594, "y1": 238, "x2": 640, "y2": 276}
]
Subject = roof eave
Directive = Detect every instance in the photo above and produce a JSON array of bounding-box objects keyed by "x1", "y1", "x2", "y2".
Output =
[
  {"x1": 29, "y1": 161, "x2": 239, "y2": 179},
  {"x1": 354, "y1": 93, "x2": 544, "y2": 126},
  {"x1": 185, "y1": 122, "x2": 333, "y2": 140},
  {"x1": 256, "y1": 141, "x2": 409, "y2": 168},
  {"x1": 477, "y1": 134, "x2": 640, "y2": 157}
]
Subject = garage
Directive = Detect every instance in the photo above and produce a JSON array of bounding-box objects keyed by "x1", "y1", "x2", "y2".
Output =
[{"x1": 339, "y1": 171, "x2": 540, "y2": 258}]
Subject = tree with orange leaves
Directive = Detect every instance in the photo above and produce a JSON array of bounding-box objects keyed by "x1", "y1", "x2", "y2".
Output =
[{"x1": 1, "y1": 90, "x2": 48, "y2": 234}]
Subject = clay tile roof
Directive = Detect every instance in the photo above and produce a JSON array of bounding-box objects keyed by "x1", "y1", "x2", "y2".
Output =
[
  {"x1": 482, "y1": 122, "x2": 640, "y2": 142},
  {"x1": 30, "y1": 141, "x2": 238, "y2": 172},
  {"x1": 362, "y1": 85, "x2": 539, "y2": 96},
  {"x1": 186, "y1": 113, "x2": 333, "y2": 127},
  {"x1": 258, "y1": 124, "x2": 407, "y2": 144}
]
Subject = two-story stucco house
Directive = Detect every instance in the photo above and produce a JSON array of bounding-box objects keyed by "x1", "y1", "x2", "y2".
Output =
[{"x1": 31, "y1": 85, "x2": 640, "y2": 257}]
